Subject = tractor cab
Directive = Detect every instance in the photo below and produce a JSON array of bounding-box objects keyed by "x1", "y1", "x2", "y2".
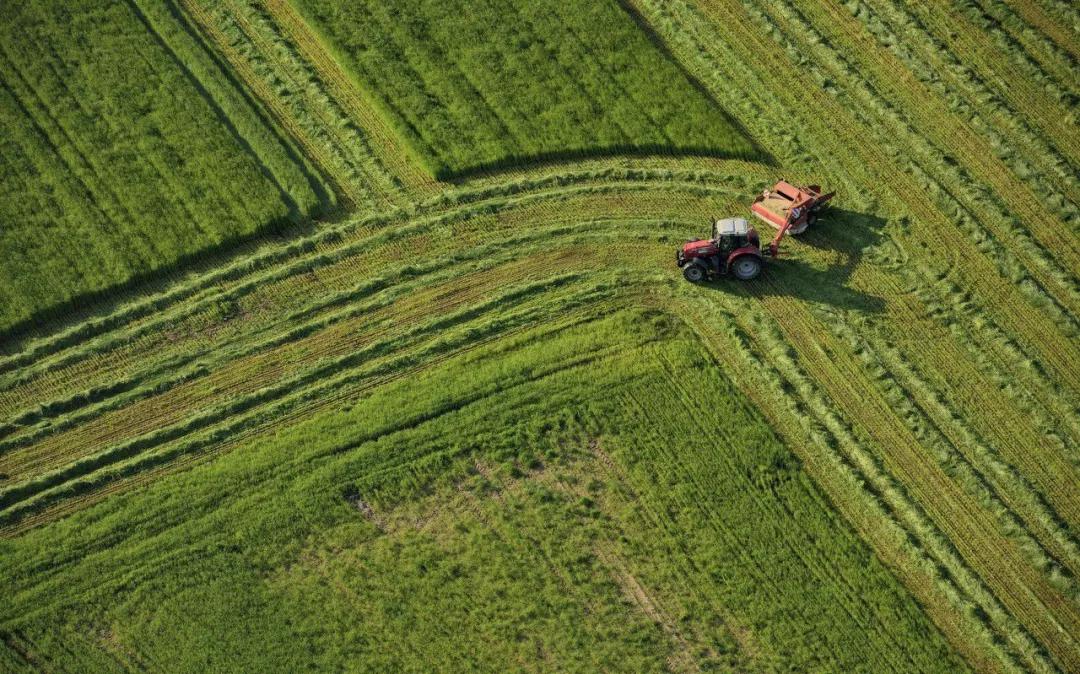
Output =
[
  {"x1": 712, "y1": 217, "x2": 760, "y2": 250},
  {"x1": 676, "y1": 218, "x2": 764, "y2": 282}
]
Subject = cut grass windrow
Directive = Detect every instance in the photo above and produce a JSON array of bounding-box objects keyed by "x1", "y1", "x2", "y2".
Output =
[
  {"x1": 753, "y1": 288, "x2": 1080, "y2": 670},
  {"x1": 679, "y1": 298, "x2": 1028, "y2": 674},
  {"x1": 181, "y1": 0, "x2": 404, "y2": 211},
  {"x1": 0, "y1": 178, "x2": 737, "y2": 424},
  {"x1": 881, "y1": 0, "x2": 1079, "y2": 187},
  {"x1": 638, "y1": 0, "x2": 1080, "y2": 405},
  {"x1": 0, "y1": 162, "x2": 751, "y2": 376},
  {"x1": 3, "y1": 1, "x2": 1078, "y2": 668},
  {"x1": 0, "y1": 275, "x2": 628, "y2": 528},
  {"x1": 764, "y1": 0, "x2": 1080, "y2": 329},
  {"x1": 4, "y1": 169, "x2": 1075, "y2": 669},
  {"x1": 0, "y1": 237, "x2": 644, "y2": 484},
  {"x1": 261, "y1": 0, "x2": 442, "y2": 197},
  {"x1": 0, "y1": 216, "x2": 695, "y2": 457}
]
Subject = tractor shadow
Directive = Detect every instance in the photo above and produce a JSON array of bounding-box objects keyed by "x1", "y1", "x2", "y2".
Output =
[{"x1": 702, "y1": 208, "x2": 889, "y2": 314}]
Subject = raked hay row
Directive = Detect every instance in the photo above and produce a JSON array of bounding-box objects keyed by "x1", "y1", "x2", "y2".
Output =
[{"x1": 0, "y1": 0, "x2": 1078, "y2": 672}]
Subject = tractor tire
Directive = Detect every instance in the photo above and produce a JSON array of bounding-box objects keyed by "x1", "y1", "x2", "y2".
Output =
[
  {"x1": 731, "y1": 255, "x2": 762, "y2": 281},
  {"x1": 682, "y1": 264, "x2": 706, "y2": 283}
]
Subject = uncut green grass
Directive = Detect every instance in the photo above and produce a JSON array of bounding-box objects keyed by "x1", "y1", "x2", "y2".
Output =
[
  {"x1": 289, "y1": 0, "x2": 756, "y2": 178},
  {"x1": 0, "y1": 0, "x2": 331, "y2": 336},
  {"x1": 0, "y1": 310, "x2": 963, "y2": 672}
]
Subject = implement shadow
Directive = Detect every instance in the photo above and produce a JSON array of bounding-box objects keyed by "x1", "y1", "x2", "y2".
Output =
[{"x1": 701, "y1": 208, "x2": 889, "y2": 313}]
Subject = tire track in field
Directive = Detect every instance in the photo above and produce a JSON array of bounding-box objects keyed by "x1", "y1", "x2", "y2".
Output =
[
  {"x1": 632, "y1": 360, "x2": 910, "y2": 668},
  {"x1": 127, "y1": 0, "x2": 297, "y2": 231},
  {"x1": 968, "y1": 0, "x2": 1080, "y2": 103},
  {"x1": 841, "y1": 317, "x2": 1080, "y2": 579},
  {"x1": 883, "y1": 0, "x2": 1080, "y2": 180},
  {"x1": 0, "y1": 46, "x2": 153, "y2": 270},
  {"x1": 212, "y1": 0, "x2": 404, "y2": 210}
]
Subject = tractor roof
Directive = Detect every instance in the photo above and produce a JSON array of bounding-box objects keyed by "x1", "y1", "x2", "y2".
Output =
[{"x1": 714, "y1": 217, "x2": 749, "y2": 237}]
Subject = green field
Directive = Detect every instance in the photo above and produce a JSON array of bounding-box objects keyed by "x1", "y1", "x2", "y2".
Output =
[
  {"x1": 289, "y1": 0, "x2": 757, "y2": 177},
  {"x1": 0, "y1": 0, "x2": 332, "y2": 334},
  {"x1": 0, "y1": 311, "x2": 963, "y2": 671},
  {"x1": 1, "y1": 0, "x2": 1079, "y2": 671}
]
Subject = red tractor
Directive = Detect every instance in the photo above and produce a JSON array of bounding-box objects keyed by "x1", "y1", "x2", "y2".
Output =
[{"x1": 676, "y1": 181, "x2": 833, "y2": 282}]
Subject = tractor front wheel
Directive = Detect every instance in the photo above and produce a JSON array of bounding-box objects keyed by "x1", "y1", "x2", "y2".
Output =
[
  {"x1": 731, "y1": 256, "x2": 762, "y2": 280},
  {"x1": 683, "y1": 264, "x2": 706, "y2": 283}
]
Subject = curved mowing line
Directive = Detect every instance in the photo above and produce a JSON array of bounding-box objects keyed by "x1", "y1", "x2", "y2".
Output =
[
  {"x1": 2, "y1": 5, "x2": 1071, "y2": 665},
  {"x1": 1, "y1": 227, "x2": 674, "y2": 500},
  {"x1": 0, "y1": 231, "x2": 656, "y2": 476},
  {"x1": 0, "y1": 164, "x2": 754, "y2": 377},
  {"x1": 0, "y1": 216, "x2": 697, "y2": 454},
  {"x1": 0, "y1": 290, "x2": 632, "y2": 532},
  {"x1": 0, "y1": 179, "x2": 731, "y2": 429},
  {"x1": 2, "y1": 178, "x2": 1071, "y2": 669}
]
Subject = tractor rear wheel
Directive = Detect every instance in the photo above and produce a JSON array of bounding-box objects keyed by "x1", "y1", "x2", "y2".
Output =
[
  {"x1": 683, "y1": 264, "x2": 706, "y2": 283},
  {"x1": 731, "y1": 256, "x2": 761, "y2": 280}
]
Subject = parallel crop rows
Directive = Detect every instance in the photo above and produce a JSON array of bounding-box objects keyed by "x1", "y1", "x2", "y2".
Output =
[
  {"x1": 178, "y1": 0, "x2": 403, "y2": 211},
  {"x1": 1, "y1": 0, "x2": 1077, "y2": 671},
  {"x1": 634, "y1": 0, "x2": 1080, "y2": 670},
  {"x1": 0, "y1": 181, "x2": 746, "y2": 530},
  {"x1": 287, "y1": 0, "x2": 756, "y2": 177}
]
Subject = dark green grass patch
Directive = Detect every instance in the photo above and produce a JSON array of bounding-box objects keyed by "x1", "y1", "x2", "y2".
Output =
[
  {"x1": 0, "y1": 0, "x2": 332, "y2": 336},
  {"x1": 290, "y1": 0, "x2": 757, "y2": 178}
]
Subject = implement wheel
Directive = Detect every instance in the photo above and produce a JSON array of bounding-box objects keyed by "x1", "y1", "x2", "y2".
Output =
[
  {"x1": 683, "y1": 264, "x2": 706, "y2": 283},
  {"x1": 731, "y1": 256, "x2": 761, "y2": 281}
]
